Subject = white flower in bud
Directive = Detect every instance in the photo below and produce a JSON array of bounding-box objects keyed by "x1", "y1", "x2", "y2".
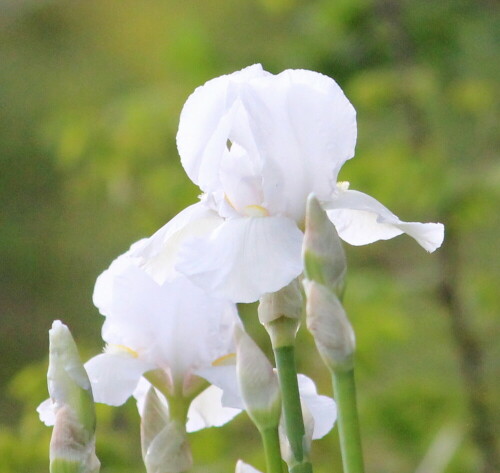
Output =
[
  {"x1": 303, "y1": 194, "x2": 346, "y2": 294},
  {"x1": 258, "y1": 278, "x2": 303, "y2": 347},
  {"x1": 304, "y1": 280, "x2": 356, "y2": 372},
  {"x1": 49, "y1": 405, "x2": 100, "y2": 473},
  {"x1": 235, "y1": 326, "x2": 281, "y2": 430},
  {"x1": 140, "y1": 387, "x2": 192, "y2": 473},
  {"x1": 37, "y1": 320, "x2": 100, "y2": 473},
  {"x1": 258, "y1": 278, "x2": 303, "y2": 325}
]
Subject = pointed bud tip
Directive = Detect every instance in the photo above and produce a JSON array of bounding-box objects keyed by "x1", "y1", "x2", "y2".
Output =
[
  {"x1": 235, "y1": 329, "x2": 281, "y2": 429},
  {"x1": 304, "y1": 281, "x2": 355, "y2": 372},
  {"x1": 303, "y1": 193, "x2": 346, "y2": 291}
]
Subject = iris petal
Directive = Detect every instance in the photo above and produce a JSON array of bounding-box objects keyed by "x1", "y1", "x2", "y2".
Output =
[
  {"x1": 326, "y1": 189, "x2": 444, "y2": 252},
  {"x1": 85, "y1": 353, "x2": 154, "y2": 406},
  {"x1": 176, "y1": 216, "x2": 304, "y2": 303}
]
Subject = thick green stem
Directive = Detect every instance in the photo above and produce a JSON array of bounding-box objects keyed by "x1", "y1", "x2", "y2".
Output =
[
  {"x1": 260, "y1": 427, "x2": 284, "y2": 473},
  {"x1": 274, "y1": 345, "x2": 313, "y2": 473},
  {"x1": 332, "y1": 369, "x2": 364, "y2": 473}
]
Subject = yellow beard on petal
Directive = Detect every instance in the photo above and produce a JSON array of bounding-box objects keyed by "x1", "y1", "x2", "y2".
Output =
[
  {"x1": 243, "y1": 205, "x2": 269, "y2": 217},
  {"x1": 211, "y1": 353, "x2": 236, "y2": 366},
  {"x1": 104, "y1": 343, "x2": 139, "y2": 358}
]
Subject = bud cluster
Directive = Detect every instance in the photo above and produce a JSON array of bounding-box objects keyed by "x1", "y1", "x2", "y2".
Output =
[{"x1": 303, "y1": 195, "x2": 356, "y2": 372}]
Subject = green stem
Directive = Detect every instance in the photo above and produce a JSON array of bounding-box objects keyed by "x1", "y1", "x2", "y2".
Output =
[
  {"x1": 274, "y1": 345, "x2": 313, "y2": 473},
  {"x1": 332, "y1": 369, "x2": 365, "y2": 473},
  {"x1": 260, "y1": 427, "x2": 284, "y2": 473}
]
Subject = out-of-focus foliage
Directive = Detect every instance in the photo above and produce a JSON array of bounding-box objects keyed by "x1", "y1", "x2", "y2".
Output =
[{"x1": 0, "y1": 0, "x2": 498, "y2": 472}]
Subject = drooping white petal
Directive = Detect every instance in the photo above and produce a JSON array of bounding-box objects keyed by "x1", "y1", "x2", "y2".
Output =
[
  {"x1": 177, "y1": 64, "x2": 270, "y2": 192},
  {"x1": 195, "y1": 365, "x2": 244, "y2": 410},
  {"x1": 297, "y1": 374, "x2": 337, "y2": 439},
  {"x1": 84, "y1": 353, "x2": 154, "y2": 406},
  {"x1": 176, "y1": 216, "x2": 304, "y2": 303},
  {"x1": 130, "y1": 202, "x2": 223, "y2": 284},
  {"x1": 235, "y1": 460, "x2": 263, "y2": 473},
  {"x1": 186, "y1": 385, "x2": 241, "y2": 432},
  {"x1": 325, "y1": 189, "x2": 444, "y2": 252}
]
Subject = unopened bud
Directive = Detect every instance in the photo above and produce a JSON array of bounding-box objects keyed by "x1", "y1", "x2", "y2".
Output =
[
  {"x1": 235, "y1": 326, "x2": 281, "y2": 430},
  {"x1": 258, "y1": 279, "x2": 303, "y2": 325},
  {"x1": 303, "y1": 194, "x2": 346, "y2": 296},
  {"x1": 46, "y1": 320, "x2": 100, "y2": 473},
  {"x1": 141, "y1": 387, "x2": 192, "y2": 473},
  {"x1": 259, "y1": 279, "x2": 303, "y2": 347},
  {"x1": 304, "y1": 281, "x2": 355, "y2": 372}
]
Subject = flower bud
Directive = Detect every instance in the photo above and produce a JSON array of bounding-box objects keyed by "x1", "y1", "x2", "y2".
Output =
[
  {"x1": 258, "y1": 279, "x2": 303, "y2": 325},
  {"x1": 259, "y1": 279, "x2": 303, "y2": 347},
  {"x1": 141, "y1": 387, "x2": 192, "y2": 473},
  {"x1": 45, "y1": 320, "x2": 100, "y2": 473},
  {"x1": 235, "y1": 326, "x2": 281, "y2": 430},
  {"x1": 303, "y1": 194, "x2": 346, "y2": 296},
  {"x1": 304, "y1": 281, "x2": 355, "y2": 372}
]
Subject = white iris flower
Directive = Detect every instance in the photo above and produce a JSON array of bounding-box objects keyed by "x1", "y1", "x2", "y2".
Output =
[
  {"x1": 134, "y1": 64, "x2": 444, "y2": 303},
  {"x1": 86, "y1": 240, "x2": 242, "y2": 431}
]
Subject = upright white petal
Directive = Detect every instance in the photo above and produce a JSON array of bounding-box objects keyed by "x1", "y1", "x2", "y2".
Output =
[
  {"x1": 176, "y1": 216, "x2": 304, "y2": 303},
  {"x1": 93, "y1": 238, "x2": 148, "y2": 314},
  {"x1": 177, "y1": 64, "x2": 269, "y2": 192},
  {"x1": 176, "y1": 66, "x2": 357, "y2": 223},
  {"x1": 240, "y1": 69, "x2": 357, "y2": 221},
  {"x1": 325, "y1": 189, "x2": 444, "y2": 252}
]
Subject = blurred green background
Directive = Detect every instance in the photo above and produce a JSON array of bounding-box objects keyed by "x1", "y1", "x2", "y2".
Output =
[{"x1": 1, "y1": 0, "x2": 498, "y2": 472}]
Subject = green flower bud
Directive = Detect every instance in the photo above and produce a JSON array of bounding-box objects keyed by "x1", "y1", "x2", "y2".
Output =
[
  {"x1": 141, "y1": 387, "x2": 192, "y2": 473},
  {"x1": 235, "y1": 326, "x2": 281, "y2": 430},
  {"x1": 304, "y1": 281, "x2": 355, "y2": 372},
  {"x1": 46, "y1": 321, "x2": 100, "y2": 473},
  {"x1": 258, "y1": 279, "x2": 303, "y2": 347},
  {"x1": 303, "y1": 194, "x2": 346, "y2": 296}
]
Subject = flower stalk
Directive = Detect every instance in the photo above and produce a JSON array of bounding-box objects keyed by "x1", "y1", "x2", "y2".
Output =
[
  {"x1": 303, "y1": 195, "x2": 365, "y2": 473},
  {"x1": 331, "y1": 370, "x2": 364, "y2": 473},
  {"x1": 259, "y1": 281, "x2": 313, "y2": 473},
  {"x1": 261, "y1": 427, "x2": 285, "y2": 473},
  {"x1": 273, "y1": 345, "x2": 313, "y2": 473}
]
